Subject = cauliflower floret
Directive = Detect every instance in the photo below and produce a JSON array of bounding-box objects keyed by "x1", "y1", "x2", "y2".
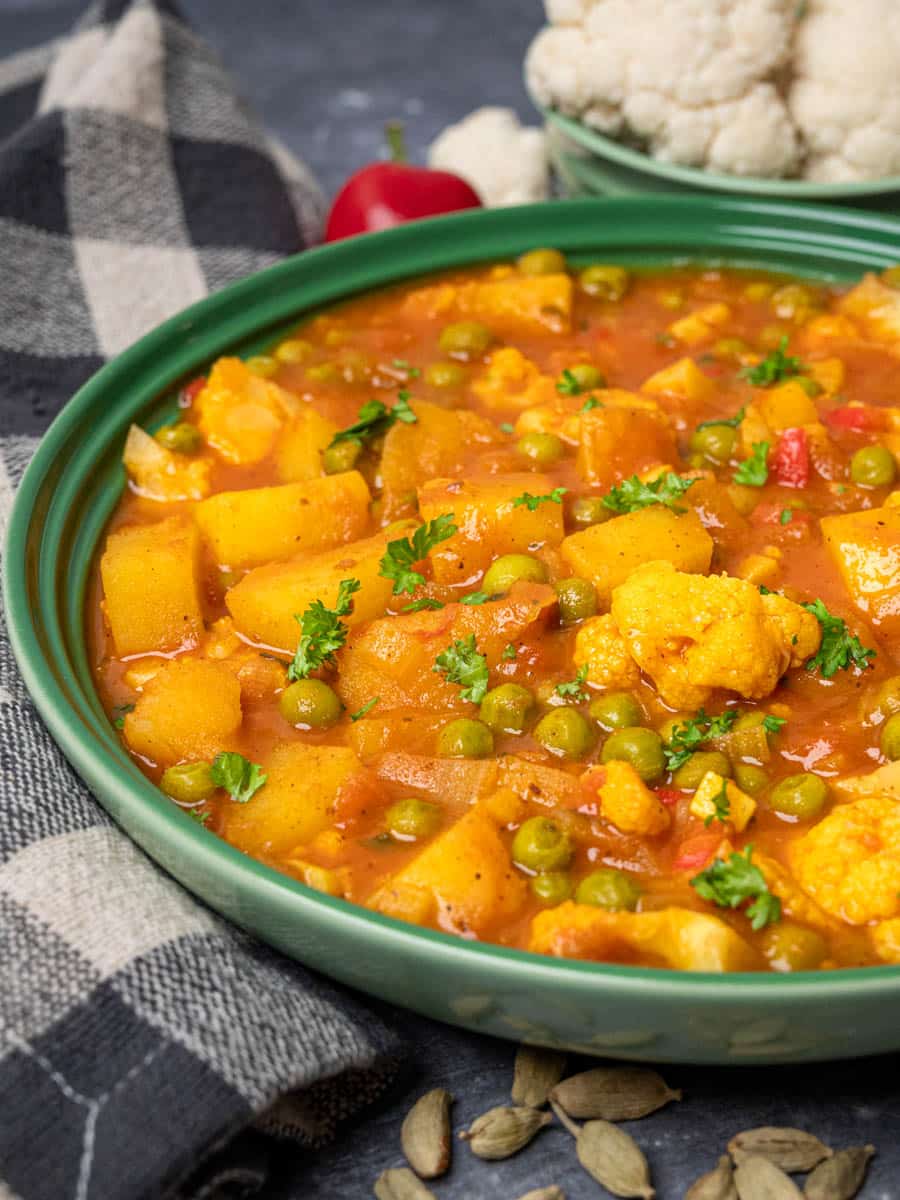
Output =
[
  {"x1": 609, "y1": 562, "x2": 821, "y2": 709},
  {"x1": 789, "y1": 795, "x2": 900, "y2": 924},
  {"x1": 472, "y1": 347, "x2": 558, "y2": 411},
  {"x1": 870, "y1": 917, "x2": 900, "y2": 964},
  {"x1": 592, "y1": 761, "x2": 671, "y2": 836},
  {"x1": 759, "y1": 591, "x2": 822, "y2": 668},
  {"x1": 573, "y1": 614, "x2": 641, "y2": 690},
  {"x1": 429, "y1": 107, "x2": 549, "y2": 205},
  {"x1": 789, "y1": 0, "x2": 900, "y2": 182}
]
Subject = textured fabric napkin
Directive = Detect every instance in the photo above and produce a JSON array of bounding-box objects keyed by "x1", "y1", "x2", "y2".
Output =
[{"x1": 0, "y1": 3, "x2": 403, "y2": 1198}]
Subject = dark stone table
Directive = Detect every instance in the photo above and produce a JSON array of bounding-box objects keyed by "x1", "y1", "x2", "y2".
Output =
[{"x1": 2, "y1": 3, "x2": 898, "y2": 1196}]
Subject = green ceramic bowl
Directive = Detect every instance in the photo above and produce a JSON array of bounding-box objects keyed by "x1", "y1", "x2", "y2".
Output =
[{"x1": 7, "y1": 197, "x2": 900, "y2": 1065}]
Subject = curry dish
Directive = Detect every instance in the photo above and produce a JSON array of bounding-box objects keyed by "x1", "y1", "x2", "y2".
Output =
[{"x1": 90, "y1": 252, "x2": 900, "y2": 973}]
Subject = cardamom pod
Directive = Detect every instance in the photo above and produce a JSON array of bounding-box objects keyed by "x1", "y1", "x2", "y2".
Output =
[
  {"x1": 514, "y1": 1189, "x2": 566, "y2": 1200},
  {"x1": 459, "y1": 1105, "x2": 552, "y2": 1160},
  {"x1": 686, "y1": 1155, "x2": 738, "y2": 1200},
  {"x1": 567, "y1": 1115, "x2": 655, "y2": 1199},
  {"x1": 373, "y1": 1165, "x2": 437, "y2": 1200},
  {"x1": 511, "y1": 1045, "x2": 567, "y2": 1108},
  {"x1": 729, "y1": 1128, "x2": 832, "y2": 1174},
  {"x1": 733, "y1": 1155, "x2": 803, "y2": 1200},
  {"x1": 400, "y1": 1088, "x2": 453, "y2": 1179},
  {"x1": 550, "y1": 1066, "x2": 681, "y2": 1122},
  {"x1": 804, "y1": 1145, "x2": 875, "y2": 1200}
]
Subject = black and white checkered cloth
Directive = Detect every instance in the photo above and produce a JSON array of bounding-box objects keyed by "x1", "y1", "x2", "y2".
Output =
[{"x1": 0, "y1": 3, "x2": 403, "y2": 1197}]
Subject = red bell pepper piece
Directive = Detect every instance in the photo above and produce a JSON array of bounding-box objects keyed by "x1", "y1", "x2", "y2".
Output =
[
  {"x1": 655, "y1": 788, "x2": 685, "y2": 807},
  {"x1": 824, "y1": 405, "x2": 883, "y2": 433},
  {"x1": 773, "y1": 427, "x2": 809, "y2": 488},
  {"x1": 325, "y1": 123, "x2": 481, "y2": 242},
  {"x1": 672, "y1": 833, "x2": 722, "y2": 872}
]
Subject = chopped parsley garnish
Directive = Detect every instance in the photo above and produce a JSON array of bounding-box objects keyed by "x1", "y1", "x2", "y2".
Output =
[
  {"x1": 664, "y1": 707, "x2": 741, "y2": 771},
  {"x1": 690, "y1": 845, "x2": 781, "y2": 931},
  {"x1": 602, "y1": 472, "x2": 697, "y2": 515},
  {"x1": 704, "y1": 777, "x2": 731, "y2": 828},
  {"x1": 697, "y1": 406, "x2": 745, "y2": 432},
  {"x1": 350, "y1": 697, "x2": 380, "y2": 722},
  {"x1": 581, "y1": 396, "x2": 603, "y2": 413},
  {"x1": 380, "y1": 514, "x2": 457, "y2": 596},
  {"x1": 733, "y1": 441, "x2": 769, "y2": 487},
  {"x1": 656, "y1": 332, "x2": 676, "y2": 349},
  {"x1": 502, "y1": 643, "x2": 517, "y2": 661},
  {"x1": 762, "y1": 714, "x2": 787, "y2": 735},
  {"x1": 460, "y1": 591, "x2": 489, "y2": 606},
  {"x1": 288, "y1": 577, "x2": 360, "y2": 680},
  {"x1": 556, "y1": 368, "x2": 584, "y2": 396},
  {"x1": 741, "y1": 337, "x2": 805, "y2": 388},
  {"x1": 403, "y1": 597, "x2": 444, "y2": 613},
  {"x1": 328, "y1": 395, "x2": 416, "y2": 448},
  {"x1": 758, "y1": 584, "x2": 774, "y2": 596},
  {"x1": 112, "y1": 703, "x2": 134, "y2": 730},
  {"x1": 803, "y1": 598, "x2": 876, "y2": 678},
  {"x1": 211, "y1": 752, "x2": 267, "y2": 804},
  {"x1": 513, "y1": 487, "x2": 568, "y2": 511},
  {"x1": 391, "y1": 358, "x2": 420, "y2": 378},
  {"x1": 499, "y1": 422, "x2": 515, "y2": 434},
  {"x1": 187, "y1": 807, "x2": 211, "y2": 826},
  {"x1": 555, "y1": 665, "x2": 589, "y2": 703},
  {"x1": 433, "y1": 635, "x2": 489, "y2": 704},
  {"x1": 780, "y1": 508, "x2": 793, "y2": 525}
]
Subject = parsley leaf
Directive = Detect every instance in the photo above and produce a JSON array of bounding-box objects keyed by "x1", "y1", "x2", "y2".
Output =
[
  {"x1": 433, "y1": 634, "x2": 489, "y2": 704},
  {"x1": 112, "y1": 702, "x2": 134, "y2": 730},
  {"x1": 288, "y1": 577, "x2": 360, "y2": 680},
  {"x1": 780, "y1": 508, "x2": 793, "y2": 525},
  {"x1": 733, "y1": 441, "x2": 769, "y2": 487},
  {"x1": 391, "y1": 358, "x2": 420, "y2": 379},
  {"x1": 704, "y1": 777, "x2": 731, "y2": 828},
  {"x1": 762, "y1": 714, "x2": 786, "y2": 735},
  {"x1": 555, "y1": 665, "x2": 589, "y2": 703},
  {"x1": 513, "y1": 487, "x2": 568, "y2": 512},
  {"x1": 664, "y1": 708, "x2": 741, "y2": 771},
  {"x1": 556, "y1": 368, "x2": 583, "y2": 396},
  {"x1": 502, "y1": 643, "x2": 517, "y2": 661},
  {"x1": 499, "y1": 422, "x2": 515, "y2": 434},
  {"x1": 460, "y1": 591, "x2": 489, "y2": 606},
  {"x1": 581, "y1": 396, "x2": 603, "y2": 413},
  {"x1": 350, "y1": 697, "x2": 380, "y2": 722},
  {"x1": 403, "y1": 597, "x2": 444, "y2": 612},
  {"x1": 211, "y1": 751, "x2": 267, "y2": 804},
  {"x1": 328, "y1": 396, "x2": 417, "y2": 448},
  {"x1": 380, "y1": 514, "x2": 457, "y2": 596},
  {"x1": 603, "y1": 472, "x2": 697, "y2": 515},
  {"x1": 697, "y1": 406, "x2": 745, "y2": 432},
  {"x1": 188, "y1": 807, "x2": 211, "y2": 826},
  {"x1": 803, "y1": 598, "x2": 876, "y2": 678},
  {"x1": 691, "y1": 845, "x2": 782, "y2": 931},
  {"x1": 741, "y1": 337, "x2": 805, "y2": 388}
]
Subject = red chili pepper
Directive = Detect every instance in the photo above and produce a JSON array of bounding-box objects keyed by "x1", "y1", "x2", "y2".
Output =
[
  {"x1": 325, "y1": 123, "x2": 482, "y2": 242},
  {"x1": 824, "y1": 405, "x2": 884, "y2": 433},
  {"x1": 179, "y1": 376, "x2": 206, "y2": 405},
  {"x1": 773, "y1": 427, "x2": 810, "y2": 488}
]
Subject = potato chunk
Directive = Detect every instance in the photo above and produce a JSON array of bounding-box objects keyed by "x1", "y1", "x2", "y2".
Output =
[
  {"x1": 561, "y1": 508, "x2": 712, "y2": 607},
  {"x1": 838, "y1": 273, "x2": 900, "y2": 343},
  {"x1": 641, "y1": 357, "x2": 715, "y2": 404},
  {"x1": 380, "y1": 399, "x2": 498, "y2": 503},
  {"x1": 594, "y1": 761, "x2": 671, "y2": 836},
  {"x1": 195, "y1": 471, "x2": 370, "y2": 569},
  {"x1": 756, "y1": 381, "x2": 820, "y2": 431},
  {"x1": 224, "y1": 744, "x2": 363, "y2": 857},
  {"x1": 405, "y1": 274, "x2": 572, "y2": 335},
  {"x1": 123, "y1": 658, "x2": 242, "y2": 766},
  {"x1": 274, "y1": 408, "x2": 338, "y2": 482},
  {"x1": 821, "y1": 505, "x2": 900, "y2": 633},
  {"x1": 195, "y1": 357, "x2": 291, "y2": 464},
  {"x1": 529, "y1": 902, "x2": 757, "y2": 971},
  {"x1": 122, "y1": 425, "x2": 211, "y2": 502},
  {"x1": 576, "y1": 394, "x2": 677, "y2": 488},
  {"x1": 471, "y1": 348, "x2": 558, "y2": 412},
  {"x1": 100, "y1": 517, "x2": 204, "y2": 657},
  {"x1": 689, "y1": 772, "x2": 757, "y2": 833}
]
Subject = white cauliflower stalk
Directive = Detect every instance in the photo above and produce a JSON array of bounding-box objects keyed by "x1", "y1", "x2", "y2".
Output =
[{"x1": 428, "y1": 107, "x2": 549, "y2": 206}]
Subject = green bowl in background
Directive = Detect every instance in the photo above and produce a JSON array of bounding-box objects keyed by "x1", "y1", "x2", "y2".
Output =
[{"x1": 6, "y1": 197, "x2": 900, "y2": 1065}]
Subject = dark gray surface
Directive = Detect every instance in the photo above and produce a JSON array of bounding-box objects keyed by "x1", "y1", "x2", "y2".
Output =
[{"x1": 2, "y1": 3, "x2": 899, "y2": 1197}]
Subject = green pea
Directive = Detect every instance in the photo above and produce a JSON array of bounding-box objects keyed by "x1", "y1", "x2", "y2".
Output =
[
  {"x1": 883, "y1": 265, "x2": 900, "y2": 290},
  {"x1": 438, "y1": 320, "x2": 494, "y2": 358},
  {"x1": 386, "y1": 797, "x2": 442, "y2": 841},
  {"x1": 733, "y1": 762, "x2": 769, "y2": 797},
  {"x1": 518, "y1": 247, "x2": 567, "y2": 276},
  {"x1": 245, "y1": 354, "x2": 279, "y2": 378},
  {"x1": 424, "y1": 361, "x2": 467, "y2": 389},
  {"x1": 601, "y1": 727, "x2": 665, "y2": 784},
  {"x1": 480, "y1": 684, "x2": 535, "y2": 734},
  {"x1": 760, "y1": 922, "x2": 827, "y2": 972},
  {"x1": 588, "y1": 691, "x2": 643, "y2": 732},
  {"x1": 279, "y1": 679, "x2": 343, "y2": 729},
  {"x1": 575, "y1": 868, "x2": 641, "y2": 911},
  {"x1": 566, "y1": 363, "x2": 605, "y2": 390},
  {"x1": 869, "y1": 675, "x2": 900, "y2": 723},
  {"x1": 274, "y1": 338, "x2": 313, "y2": 364},
  {"x1": 517, "y1": 431, "x2": 564, "y2": 467},
  {"x1": 437, "y1": 718, "x2": 494, "y2": 759},
  {"x1": 483, "y1": 554, "x2": 547, "y2": 595},
  {"x1": 713, "y1": 337, "x2": 748, "y2": 360},
  {"x1": 530, "y1": 871, "x2": 573, "y2": 905},
  {"x1": 850, "y1": 445, "x2": 896, "y2": 488},
  {"x1": 657, "y1": 714, "x2": 690, "y2": 746},
  {"x1": 554, "y1": 577, "x2": 598, "y2": 625},
  {"x1": 796, "y1": 375, "x2": 822, "y2": 397},
  {"x1": 568, "y1": 495, "x2": 612, "y2": 530},
  {"x1": 579, "y1": 264, "x2": 630, "y2": 301},
  {"x1": 512, "y1": 816, "x2": 573, "y2": 872},
  {"x1": 306, "y1": 362, "x2": 340, "y2": 384},
  {"x1": 161, "y1": 761, "x2": 215, "y2": 803},
  {"x1": 767, "y1": 773, "x2": 828, "y2": 821},
  {"x1": 881, "y1": 713, "x2": 900, "y2": 761},
  {"x1": 689, "y1": 423, "x2": 738, "y2": 465},
  {"x1": 322, "y1": 440, "x2": 361, "y2": 474},
  {"x1": 672, "y1": 750, "x2": 732, "y2": 791},
  {"x1": 155, "y1": 422, "x2": 202, "y2": 454},
  {"x1": 533, "y1": 708, "x2": 596, "y2": 759}
]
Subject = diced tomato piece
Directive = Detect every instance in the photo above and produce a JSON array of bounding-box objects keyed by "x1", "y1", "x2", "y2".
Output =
[
  {"x1": 824, "y1": 406, "x2": 883, "y2": 433},
  {"x1": 672, "y1": 833, "x2": 722, "y2": 872},
  {"x1": 751, "y1": 502, "x2": 811, "y2": 529},
  {"x1": 773, "y1": 427, "x2": 809, "y2": 488},
  {"x1": 655, "y1": 787, "x2": 685, "y2": 807},
  {"x1": 179, "y1": 376, "x2": 207, "y2": 406}
]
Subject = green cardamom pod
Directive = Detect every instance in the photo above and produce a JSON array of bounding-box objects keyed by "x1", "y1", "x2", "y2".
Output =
[
  {"x1": 511, "y1": 1045, "x2": 567, "y2": 1108},
  {"x1": 574, "y1": 1119, "x2": 655, "y2": 1198},
  {"x1": 686, "y1": 1155, "x2": 738, "y2": 1200},
  {"x1": 733, "y1": 1155, "x2": 802, "y2": 1200},
  {"x1": 400, "y1": 1088, "x2": 453, "y2": 1179},
  {"x1": 804, "y1": 1145, "x2": 875, "y2": 1200},
  {"x1": 373, "y1": 1165, "x2": 437, "y2": 1200},
  {"x1": 550, "y1": 1066, "x2": 681, "y2": 1122},
  {"x1": 459, "y1": 1105, "x2": 552, "y2": 1160},
  {"x1": 728, "y1": 1127, "x2": 832, "y2": 1174},
  {"x1": 514, "y1": 1189, "x2": 566, "y2": 1200}
]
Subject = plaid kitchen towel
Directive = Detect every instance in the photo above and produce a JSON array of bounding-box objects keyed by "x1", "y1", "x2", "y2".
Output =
[{"x1": 0, "y1": 3, "x2": 404, "y2": 1199}]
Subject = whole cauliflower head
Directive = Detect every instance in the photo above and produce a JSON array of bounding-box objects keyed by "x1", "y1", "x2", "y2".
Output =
[
  {"x1": 526, "y1": 0, "x2": 801, "y2": 177},
  {"x1": 428, "y1": 107, "x2": 549, "y2": 206}
]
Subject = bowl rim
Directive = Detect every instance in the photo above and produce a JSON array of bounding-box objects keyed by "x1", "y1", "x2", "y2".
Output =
[
  {"x1": 538, "y1": 102, "x2": 900, "y2": 199},
  {"x1": 6, "y1": 194, "x2": 900, "y2": 1003}
]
